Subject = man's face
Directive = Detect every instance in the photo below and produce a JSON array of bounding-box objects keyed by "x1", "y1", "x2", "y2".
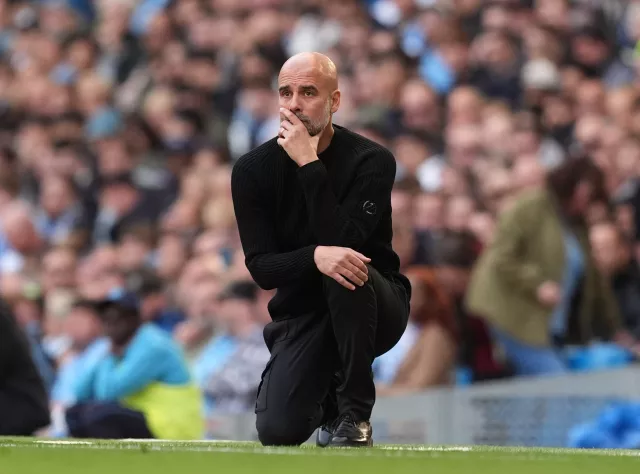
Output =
[
  {"x1": 572, "y1": 36, "x2": 608, "y2": 68},
  {"x1": 400, "y1": 84, "x2": 440, "y2": 132},
  {"x1": 65, "y1": 307, "x2": 102, "y2": 349},
  {"x1": 278, "y1": 67, "x2": 337, "y2": 137},
  {"x1": 101, "y1": 307, "x2": 138, "y2": 346},
  {"x1": 590, "y1": 224, "x2": 626, "y2": 275},
  {"x1": 118, "y1": 236, "x2": 150, "y2": 272},
  {"x1": 40, "y1": 178, "x2": 73, "y2": 217},
  {"x1": 414, "y1": 194, "x2": 444, "y2": 230},
  {"x1": 43, "y1": 250, "x2": 77, "y2": 291}
]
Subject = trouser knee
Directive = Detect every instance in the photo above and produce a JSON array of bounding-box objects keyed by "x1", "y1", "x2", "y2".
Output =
[
  {"x1": 256, "y1": 411, "x2": 315, "y2": 446},
  {"x1": 321, "y1": 270, "x2": 375, "y2": 301}
]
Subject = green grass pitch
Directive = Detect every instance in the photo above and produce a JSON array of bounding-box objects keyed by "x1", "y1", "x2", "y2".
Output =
[{"x1": 2, "y1": 438, "x2": 640, "y2": 474}]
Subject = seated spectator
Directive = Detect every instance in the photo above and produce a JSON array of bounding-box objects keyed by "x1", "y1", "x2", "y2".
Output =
[
  {"x1": 201, "y1": 280, "x2": 269, "y2": 415},
  {"x1": 374, "y1": 266, "x2": 458, "y2": 395},
  {"x1": 432, "y1": 230, "x2": 509, "y2": 383},
  {"x1": 176, "y1": 278, "x2": 220, "y2": 364},
  {"x1": 34, "y1": 175, "x2": 87, "y2": 248},
  {"x1": 467, "y1": 156, "x2": 621, "y2": 377},
  {"x1": 590, "y1": 221, "x2": 640, "y2": 341},
  {"x1": 0, "y1": 298, "x2": 50, "y2": 435},
  {"x1": 50, "y1": 299, "x2": 109, "y2": 436},
  {"x1": 52, "y1": 300, "x2": 109, "y2": 407},
  {"x1": 12, "y1": 292, "x2": 56, "y2": 395},
  {"x1": 66, "y1": 291, "x2": 204, "y2": 440}
]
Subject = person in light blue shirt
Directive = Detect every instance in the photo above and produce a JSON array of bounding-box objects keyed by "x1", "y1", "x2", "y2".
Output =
[
  {"x1": 52, "y1": 300, "x2": 110, "y2": 406},
  {"x1": 67, "y1": 291, "x2": 203, "y2": 439},
  {"x1": 191, "y1": 333, "x2": 237, "y2": 415}
]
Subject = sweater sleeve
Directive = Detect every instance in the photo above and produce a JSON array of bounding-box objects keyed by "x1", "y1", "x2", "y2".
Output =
[
  {"x1": 93, "y1": 335, "x2": 165, "y2": 401},
  {"x1": 296, "y1": 148, "x2": 395, "y2": 249},
  {"x1": 231, "y1": 163, "x2": 319, "y2": 290}
]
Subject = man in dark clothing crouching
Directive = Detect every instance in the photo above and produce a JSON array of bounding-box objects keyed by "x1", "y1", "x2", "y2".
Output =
[{"x1": 0, "y1": 298, "x2": 50, "y2": 435}]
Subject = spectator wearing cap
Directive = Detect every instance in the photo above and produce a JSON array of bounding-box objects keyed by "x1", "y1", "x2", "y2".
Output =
[
  {"x1": 467, "y1": 157, "x2": 621, "y2": 376},
  {"x1": 67, "y1": 290, "x2": 204, "y2": 439},
  {"x1": 128, "y1": 269, "x2": 185, "y2": 334},
  {"x1": 521, "y1": 58, "x2": 562, "y2": 110},
  {"x1": 201, "y1": 280, "x2": 269, "y2": 416}
]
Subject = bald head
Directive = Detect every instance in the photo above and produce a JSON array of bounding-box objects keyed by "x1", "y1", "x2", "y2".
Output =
[
  {"x1": 1, "y1": 201, "x2": 41, "y2": 253},
  {"x1": 278, "y1": 52, "x2": 341, "y2": 137},
  {"x1": 279, "y1": 52, "x2": 338, "y2": 90}
]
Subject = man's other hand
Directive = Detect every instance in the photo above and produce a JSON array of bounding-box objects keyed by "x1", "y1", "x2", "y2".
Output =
[{"x1": 314, "y1": 246, "x2": 370, "y2": 290}]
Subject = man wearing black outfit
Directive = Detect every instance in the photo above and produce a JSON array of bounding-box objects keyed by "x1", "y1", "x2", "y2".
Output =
[
  {"x1": 0, "y1": 298, "x2": 50, "y2": 435},
  {"x1": 231, "y1": 52, "x2": 411, "y2": 447}
]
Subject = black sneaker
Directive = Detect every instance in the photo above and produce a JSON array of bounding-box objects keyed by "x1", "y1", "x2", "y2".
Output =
[
  {"x1": 327, "y1": 415, "x2": 373, "y2": 448},
  {"x1": 316, "y1": 417, "x2": 340, "y2": 448}
]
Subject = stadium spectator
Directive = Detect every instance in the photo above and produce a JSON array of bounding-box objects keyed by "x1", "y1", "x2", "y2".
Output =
[
  {"x1": 67, "y1": 292, "x2": 203, "y2": 439},
  {"x1": 126, "y1": 269, "x2": 186, "y2": 334},
  {"x1": 467, "y1": 157, "x2": 621, "y2": 376},
  {"x1": 49, "y1": 299, "x2": 109, "y2": 437},
  {"x1": 202, "y1": 280, "x2": 269, "y2": 415},
  {"x1": 374, "y1": 266, "x2": 457, "y2": 394},
  {"x1": 590, "y1": 221, "x2": 640, "y2": 342}
]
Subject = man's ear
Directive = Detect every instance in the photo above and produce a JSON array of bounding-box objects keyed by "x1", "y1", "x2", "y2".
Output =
[{"x1": 331, "y1": 90, "x2": 341, "y2": 114}]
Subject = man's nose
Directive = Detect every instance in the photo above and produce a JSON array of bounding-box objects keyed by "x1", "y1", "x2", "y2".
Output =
[{"x1": 288, "y1": 94, "x2": 302, "y2": 113}]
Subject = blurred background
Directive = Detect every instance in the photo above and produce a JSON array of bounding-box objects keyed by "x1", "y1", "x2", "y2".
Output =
[{"x1": 3, "y1": 0, "x2": 640, "y2": 448}]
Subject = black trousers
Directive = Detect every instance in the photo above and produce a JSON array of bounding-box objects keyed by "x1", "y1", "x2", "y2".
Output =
[
  {"x1": 255, "y1": 265, "x2": 409, "y2": 446},
  {"x1": 66, "y1": 402, "x2": 154, "y2": 439}
]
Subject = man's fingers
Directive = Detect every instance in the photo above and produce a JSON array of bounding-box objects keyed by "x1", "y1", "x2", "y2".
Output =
[
  {"x1": 352, "y1": 251, "x2": 371, "y2": 263},
  {"x1": 280, "y1": 108, "x2": 303, "y2": 126},
  {"x1": 347, "y1": 253, "x2": 369, "y2": 274},
  {"x1": 337, "y1": 266, "x2": 365, "y2": 287},
  {"x1": 278, "y1": 126, "x2": 290, "y2": 139},
  {"x1": 280, "y1": 120, "x2": 293, "y2": 131},
  {"x1": 332, "y1": 273, "x2": 355, "y2": 291},
  {"x1": 343, "y1": 261, "x2": 368, "y2": 283}
]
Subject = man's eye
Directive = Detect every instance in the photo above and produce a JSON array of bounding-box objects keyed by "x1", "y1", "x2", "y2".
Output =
[{"x1": 305, "y1": 91, "x2": 314, "y2": 96}]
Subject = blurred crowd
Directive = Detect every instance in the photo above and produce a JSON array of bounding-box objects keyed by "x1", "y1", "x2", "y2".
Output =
[{"x1": 3, "y1": 0, "x2": 640, "y2": 437}]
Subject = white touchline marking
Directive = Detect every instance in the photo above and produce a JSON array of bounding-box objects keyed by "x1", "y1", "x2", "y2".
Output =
[
  {"x1": 378, "y1": 446, "x2": 473, "y2": 452},
  {"x1": 3, "y1": 440, "x2": 640, "y2": 459},
  {"x1": 36, "y1": 440, "x2": 94, "y2": 445}
]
